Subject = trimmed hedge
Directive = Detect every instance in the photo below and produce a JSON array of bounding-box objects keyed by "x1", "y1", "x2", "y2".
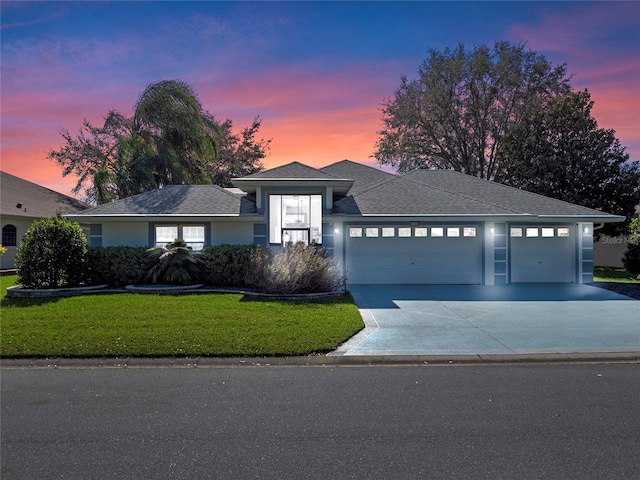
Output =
[
  {"x1": 200, "y1": 244, "x2": 264, "y2": 287},
  {"x1": 84, "y1": 246, "x2": 148, "y2": 287}
]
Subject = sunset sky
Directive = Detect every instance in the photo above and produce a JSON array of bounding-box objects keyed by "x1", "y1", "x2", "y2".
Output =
[{"x1": 2, "y1": 1, "x2": 639, "y2": 198}]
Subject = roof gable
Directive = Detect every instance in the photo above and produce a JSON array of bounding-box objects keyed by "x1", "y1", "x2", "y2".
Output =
[
  {"x1": 0, "y1": 171, "x2": 89, "y2": 218},
  {"x1": 320, "y1": 160, "x2": 395, "y2": 196},
  {"x1": 241, "y1": 161, "x2": 339, "y2": 180}
]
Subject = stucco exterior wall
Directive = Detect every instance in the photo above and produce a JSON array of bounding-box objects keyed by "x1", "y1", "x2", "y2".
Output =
[
  {"x1": 0, "y1": 216, "x2": 33, "y2": 269},
  {"x1": 102, "y1": 222, "x2": 150, "y2": 247},
  {"x1": 210, "y1": 221, "x2": 254, "y2": 245}
]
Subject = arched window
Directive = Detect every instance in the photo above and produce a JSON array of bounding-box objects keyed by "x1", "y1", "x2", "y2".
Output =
[{"x1": 2, "y1": 225, "x2": 17, "y2": 247}]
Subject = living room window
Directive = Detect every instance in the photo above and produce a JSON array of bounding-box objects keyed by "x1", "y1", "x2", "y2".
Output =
[
  {"x1": 155, "y1": 225, "x2": 205, "y2": 250},
  {"x1": 269, "y1": 194, "x2": 322, "y2": 245}
]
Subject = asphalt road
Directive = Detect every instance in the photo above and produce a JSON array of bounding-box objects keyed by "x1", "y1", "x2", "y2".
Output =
[{"x1": 1, "y1": 363, "x2": 639, "y2": 479}]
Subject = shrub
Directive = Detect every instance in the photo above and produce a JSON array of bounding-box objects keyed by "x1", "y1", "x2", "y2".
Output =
[
  {"x1": 84, "y1": 246, "x2": 148, "y2": 287},
  {"x1": 15, "y1": 214, "x2": 87, "y2": 288},
  {"x1": 246, "y1": 243, "x2": 345, "y2": 294},
  {"x1": 144, "y1": 239, "x2": 203, "y2": 285},
  {"x1": 200, "y1": 244, "x2": 263, "y2": 287},
  {"x1": 622, "y1": 218, "x2": 640, "y2": 276}
]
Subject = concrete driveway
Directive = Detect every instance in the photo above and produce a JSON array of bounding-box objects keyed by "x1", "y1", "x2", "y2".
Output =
[{"x1": 331, "y1": 284, "x2": 640, "y2": 357}]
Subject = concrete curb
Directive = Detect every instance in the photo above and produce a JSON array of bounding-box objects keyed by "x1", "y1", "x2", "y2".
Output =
[{"x1": 2, "y1": 352, "x2": 638, "y2": 369}]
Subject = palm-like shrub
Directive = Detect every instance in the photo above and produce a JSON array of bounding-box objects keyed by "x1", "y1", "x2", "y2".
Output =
[{"x1": 144, "y1": 239, "x2": 203, "y2": 285}]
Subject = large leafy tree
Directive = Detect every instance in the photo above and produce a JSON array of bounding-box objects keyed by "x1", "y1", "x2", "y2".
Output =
[
  {"x1": 498, "y1": 90, "x2": 640, "y2": 236},
  {"x1": 49, "y1": 80, "x2": 269, "y2": 204},
  {"x1": 374, "y1": 42, "x2": 571, "y2": 179}
]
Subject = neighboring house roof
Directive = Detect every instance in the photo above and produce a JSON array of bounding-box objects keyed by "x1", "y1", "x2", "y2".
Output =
[
  {"x1": 69, "y1": 184, "x2": 256, "y2": 217},
  {"x1": 320, "y1": 160, "x2": 396, "y2": 196},
  {"x1": 333, "y1": 168, "x2": 620, "y2": 219},
  {"x1": 0, "y1": 171, "x2": 89, "y2": 219}
]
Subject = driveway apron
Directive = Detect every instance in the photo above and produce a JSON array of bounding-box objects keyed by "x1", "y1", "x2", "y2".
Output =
[{"x1": 332, "y1": 284, "x2": 640, "y2": 356}]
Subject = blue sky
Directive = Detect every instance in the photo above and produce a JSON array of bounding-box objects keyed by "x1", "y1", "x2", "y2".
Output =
[{"x1": 2, "y1": 1, "x2": 639, "y2": 195}]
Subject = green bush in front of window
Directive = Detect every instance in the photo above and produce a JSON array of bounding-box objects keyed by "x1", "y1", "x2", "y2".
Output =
[
  {"x1": 200, "y1": 244, "x2": 264, "y2": 287},
  {"x1": 15, "y1": 214, "x2": 87, "y2": 288},
  {"x1": 85, "y1": 246, "x2": 148, "y2": 287}
]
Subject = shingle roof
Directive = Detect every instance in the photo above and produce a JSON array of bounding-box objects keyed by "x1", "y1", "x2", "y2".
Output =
[
  {"x1": 70, "y1": 184, "x2": 253, "y2": 216},
  {"x1": 241, "y1": 161, "x2": 339, "y2": 180},
  {"x1": 0, "y1": 171, "x2": 89, "y2": 218},
  {"x1": 333, "y1": 169, "x2": 620, "y2": 218},
  {"x1": 320, "y1": 160, "x2": 395, "y2": 196}
]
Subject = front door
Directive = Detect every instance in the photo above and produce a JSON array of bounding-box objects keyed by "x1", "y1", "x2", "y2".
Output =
[{"x1": 283, "y1": 228, "x2": 309, "y2": 246}]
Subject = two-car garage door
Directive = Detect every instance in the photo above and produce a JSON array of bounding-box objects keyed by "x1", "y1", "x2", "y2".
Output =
[
  {"x1": 345, "y1": 224, "x2": 577, "y2": 285},
  {"x1": 346, "y1": 225, "x2": 482, "y2": 285}
]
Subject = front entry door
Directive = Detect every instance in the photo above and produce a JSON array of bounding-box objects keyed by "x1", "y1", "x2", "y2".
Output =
[{"x1": 283, "y1": 229, "x2": 309, "y2": 246}]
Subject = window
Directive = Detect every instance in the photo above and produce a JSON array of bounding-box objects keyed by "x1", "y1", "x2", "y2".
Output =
[
  {"x1": 2, "y1": 225, "x2": 17, "y2": 246},
  {"x1": 447, "y1": 227, "x2": 460, "y2": 237},
  {"x1": 541, "y1": 228, "x2": 555, "y2": 238},
  {"x1": 398, "y1": 227, "x2": 411, "y2": 237},
  {"x1": 349, "y1": 227, "x2": 362, "y2": 238},
  {"x1": 463, "y1": 227, "x2": 477, "y2": 237},
  {"x1": 558, "y1": 228, "x2": 571, "y2": 237},
  {"x1": 155, "y1": 225, "x2": 205, "y2": 250},
  {"x1": 414, "y1": 227, "x2": 428, "y2": 237},
  {"x1": 510, "y1": 228, "x2": 523, "y2": 237},
  {"x1": 526, "y1": 228, "x2": 539, "y2": 237},
  {"x1": 182, "y1": 226, "x2": 205, "y2": 250},
  {"x1": 382, "y1": 227, "x2": 395, "y2": 237},
  {"x1": 269, "y1": 195, "x2": 322, "y2": 245},
  {"x1": 431, "y1": 227, "x2": 444, "y2": 237},
  {"x1": 366, "y1": 227, "x2": 379, "y2": 237}
]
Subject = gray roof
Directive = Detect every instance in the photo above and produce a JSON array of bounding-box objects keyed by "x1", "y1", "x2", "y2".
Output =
[
  {"x1": 64, "y1": 163, "x2": 623, "y2": 221},
  {"x1": 70, "y1": 185, "x2": 255, "y2": 216},
  {"x1": 333, "y1": 169, "x2": 620, "y2": 218},
  {"x1": 320, "y1": 160, "x2": 395, "y2": 196},
  {"x1": 0, "y1": 171, "x2": 89, "y2": 218},
  {"x1": 241, "y1": 161, "x2": 339, "y2": 180}
]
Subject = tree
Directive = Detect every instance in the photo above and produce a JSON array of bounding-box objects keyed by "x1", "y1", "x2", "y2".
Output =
[
  {"x1": 49, "y1": 80, "x2": 269, "y2": 204},
  {"x1": 498, "y1": 90, "x2": 640, "y2": 236},
  {"x1": 208, "y1": 116, "x2": 270, "y2": 186},
  {"x1": 374, "y1": 42, "x2": 571, "y2": 179},
  {"x1": 622, "y1": 218, "x2": 640, "y2": 276},
  {"x1": 48, "y1": 111, "x2": 136, "y2": 204}
]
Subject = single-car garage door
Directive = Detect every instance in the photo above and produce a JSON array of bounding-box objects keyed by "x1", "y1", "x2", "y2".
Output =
[
  {"x1": 510, "y1": 226, "x2": 576, "y2": 283},
  {"x1": 346, "y1": 225, "x2": 482, "y2": 285}
]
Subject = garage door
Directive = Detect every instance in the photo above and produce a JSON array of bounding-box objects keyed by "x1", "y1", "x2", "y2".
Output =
[
  {"x1": 346, "y1": 225, "x2": 482, "y2": 285},
  {"x1": 510, "y1": 226, "x2": 576, "y2": 283}
]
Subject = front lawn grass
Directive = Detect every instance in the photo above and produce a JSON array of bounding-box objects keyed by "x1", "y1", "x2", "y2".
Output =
[
  {"x1": 593, "y1": 267, "x2": 640, "y2": 283},
  {"x1": 0, "y1": 276, "x2": 364, "y2": 358}
]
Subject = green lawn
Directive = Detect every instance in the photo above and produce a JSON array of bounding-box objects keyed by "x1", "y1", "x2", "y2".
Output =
[
  {"x1": 593, "y1": 267, "x2": 640, "y2": 283},
  {"x1": 0, "y1": 276, "x2": 364, "y2": 358}
]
